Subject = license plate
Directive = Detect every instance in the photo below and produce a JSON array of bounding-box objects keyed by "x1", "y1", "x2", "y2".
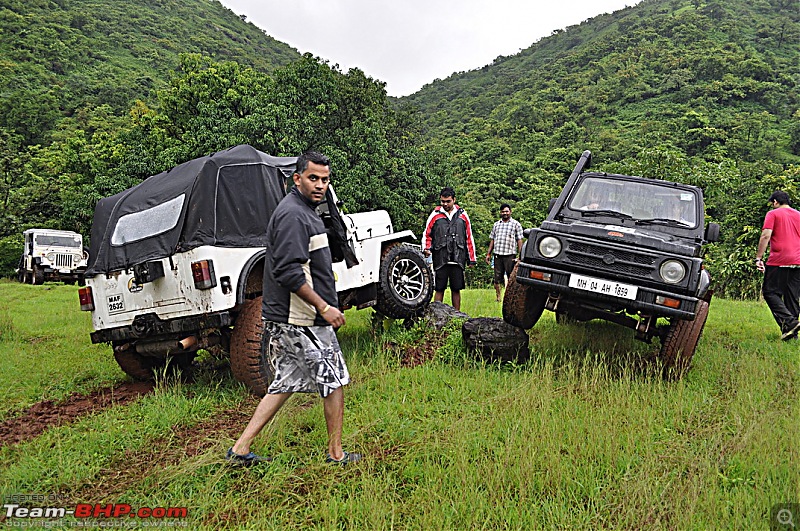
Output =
[
  {"x1": 107, "y1": 294, "x2": 126, "y2": 313},
  {"x1": 568, "y1": 274, "x2": 638, "y2": 300}
]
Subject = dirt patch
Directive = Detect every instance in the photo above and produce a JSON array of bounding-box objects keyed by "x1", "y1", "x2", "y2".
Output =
[
  {"x1": 387, "y1": 335, "x2": 446, "y2": 367},
  {"x1": 0, "y1": 381, "x2": 155, "y2": 448}
]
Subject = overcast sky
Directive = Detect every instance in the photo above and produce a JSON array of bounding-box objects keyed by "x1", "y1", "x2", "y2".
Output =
[{"x1": 218, "y1": 0, "x2": 643, "y2": 97}]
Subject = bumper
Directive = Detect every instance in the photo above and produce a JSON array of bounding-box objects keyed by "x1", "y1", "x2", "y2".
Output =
[
  {"x1": 516, "y1": 262, "x2": 698, "y2": 320},
  {"x1": 91, "y1": 311, "x2": 234, "y2": 344}
]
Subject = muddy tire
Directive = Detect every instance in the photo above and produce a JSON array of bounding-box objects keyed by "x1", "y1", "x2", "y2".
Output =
[
  {"x1": 502, "y1": 264, "x2": 546, "y2": 329},
  {"x1": 32, "y1": 264, "x2": 44, "y2": 285},
  {"x1": 230, "y1": 296, "x2": 274, "y2": 397},
  {"x1": 659, "y1": 299, "x2": 710, "y2": 379},
  {"x1": 375, "y1": 244, "x2": 433, "y2": 319},
  {"x1": 112, "y1": 343, "x2": 193, "y2": 380}
]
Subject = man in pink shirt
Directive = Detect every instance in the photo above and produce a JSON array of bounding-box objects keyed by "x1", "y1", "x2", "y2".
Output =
[{"x1": 755, "y1": 191, "x2": 800, "y2": 340}]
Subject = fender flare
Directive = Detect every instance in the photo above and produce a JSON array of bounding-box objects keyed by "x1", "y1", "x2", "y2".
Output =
[{"x1": 236, "y1": 250, "x2": 267, "y2": 305}]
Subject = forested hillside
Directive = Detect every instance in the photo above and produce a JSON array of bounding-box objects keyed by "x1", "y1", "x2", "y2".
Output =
[
  {"x1": 0, "y1": 0, "x2": 798, "y2": 297},
  {"x1": 0, "y1": 0, "x2": 298, "y2": 146},
  {"x1": 400, "y1": 0, "x2": 799, "y2": 296}
]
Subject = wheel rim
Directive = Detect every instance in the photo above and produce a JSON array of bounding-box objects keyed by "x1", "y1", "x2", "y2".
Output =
[{"x1": 390, "y1": 258, "x2": 425, "y2": 301}]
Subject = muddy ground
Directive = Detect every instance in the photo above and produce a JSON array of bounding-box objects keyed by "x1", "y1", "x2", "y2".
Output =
[{"x1": 0, "y1": 381, "x2": 155, "y2": 447}]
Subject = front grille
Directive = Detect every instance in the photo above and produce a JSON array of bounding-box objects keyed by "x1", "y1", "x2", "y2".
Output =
[
  {"x1": 565, "y1": 241, "x2": 656, "y2": 278},
  {"x1": 54, "y1": 254, "x2": 73, "y2": 268}
]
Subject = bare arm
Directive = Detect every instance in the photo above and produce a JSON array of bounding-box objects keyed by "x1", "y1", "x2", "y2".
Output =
[
  {"x1": 756, "y1": 228, "x2": 772, "y2": 273},
  {"x1": 485, "y1": 240, "x2": 494, "y2": 264}
]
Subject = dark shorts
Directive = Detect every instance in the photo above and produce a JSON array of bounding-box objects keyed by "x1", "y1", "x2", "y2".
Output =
[
  {"x1": 265, "y1": 321, "x2": 350, "y2": 399},
  {"x1": 434, "y1": 264, "x2": 465, "y2": 292},
  {"x1": 493, "y1": 254, "x2": 516, "y2": 284}
]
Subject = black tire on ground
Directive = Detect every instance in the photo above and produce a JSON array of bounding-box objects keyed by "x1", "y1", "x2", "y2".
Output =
[
  {"x1": 659, "y1": 299, "x2": 710, "y2": 379},
  {"x1": 112, "y1": 342, "x2": 193, "y2": 380},
  {"x1": 64, "y1": 279, "x2": 76, "y2": 285},
  {"x1": 375, "y1": 244, "x2": 433, "y2": 319},
  {"x1": 32, "y1": 265, "x2": 44, "y2": 285},
  {"x1": 230, "y1": 296, "x2": 274, "y2": 397},
  {"x1": 16, "y1": 256, "x2": 25, "y2": 283},
  {"x1": 502, "y1": 264, "x2": 546, "y2": 329}
]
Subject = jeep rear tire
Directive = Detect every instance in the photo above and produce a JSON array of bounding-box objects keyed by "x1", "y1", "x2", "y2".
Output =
[
  {"x1": 375, "y1": 244, "x2": 433, "y2": 319},
  {"x1": 230, "y1": 296, "x2": 274, "y2": 397},
  {"x1": 502, "y1": 264, "x2": 546, "y2": 330},
  {"x1": 659, "y1": 299, "x2": 710, "y2": 379},
  {"x1": 112, "y1": 343, "x2": 193, "y2": 380}
]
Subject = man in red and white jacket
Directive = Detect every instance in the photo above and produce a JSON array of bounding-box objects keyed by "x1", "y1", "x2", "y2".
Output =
[{"x1": 422, "y1": 186, "x2": 476, "y2": 311}]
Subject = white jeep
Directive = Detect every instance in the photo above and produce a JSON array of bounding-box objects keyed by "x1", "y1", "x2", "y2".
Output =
[
  {"x1": 79, "y1": 145, "x2": 432, "y2": 394},
  {"x1": 18, "y1": 229, "x2": 88, "y2": 285}
]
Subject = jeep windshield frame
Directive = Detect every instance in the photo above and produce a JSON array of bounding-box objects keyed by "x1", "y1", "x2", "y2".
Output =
[
  {"x1": 34, "y1": 234, "x2": 82, "y2": 248},
  {"x1": 562, "y1": 174, "x2": 701, "y2": 230}
]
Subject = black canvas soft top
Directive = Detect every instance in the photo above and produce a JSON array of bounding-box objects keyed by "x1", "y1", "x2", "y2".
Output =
[{"x1": 85, "y1": 145, "x2": 296, "y2": 276}]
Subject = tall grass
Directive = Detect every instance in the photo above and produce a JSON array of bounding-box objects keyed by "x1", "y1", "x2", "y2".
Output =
[{"x1": 0, "y1": 281, "x2": 797, "y2": 529}]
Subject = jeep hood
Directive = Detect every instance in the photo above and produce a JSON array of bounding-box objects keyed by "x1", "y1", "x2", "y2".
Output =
[
  {"x1": 541, "y1": 220, "x2": 703, "y2": 257},
  {"x1": 86, "y1": 145, "x2": 296, "y2": 276}
]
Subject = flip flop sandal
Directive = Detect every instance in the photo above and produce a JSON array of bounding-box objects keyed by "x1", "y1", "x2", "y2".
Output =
[
  {"x1": 226, "y1": 447, "x2": 272, "y2": 466},
  {"x1": 325, "y1": 450, "x2": 362, "y2": 466}
]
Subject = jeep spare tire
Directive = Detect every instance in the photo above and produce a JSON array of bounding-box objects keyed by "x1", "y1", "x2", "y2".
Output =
[
  {"x1": 502, "y1": 264, "x2": 546, "y2": 330},
  {"x1": 375, "y1": 244, "x2": 433, "y2": 319},
  {"x1": 230, "y1": 296, "x2": 275, "y2": 397}
]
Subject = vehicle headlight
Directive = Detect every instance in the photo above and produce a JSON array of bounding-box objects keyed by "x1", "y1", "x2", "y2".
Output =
[
  {"x1": 660, "y1": 260, "x2": 686, "y2": 284},
  {"x1": 538, "y1": 236, "x2": 562, "y2": 258},
  {"x1": 46, "y1": 253, "x2": 55, "y2": 261},
  {"x1": 74, "y1": 254, "x2": 82, "y2": 264}
]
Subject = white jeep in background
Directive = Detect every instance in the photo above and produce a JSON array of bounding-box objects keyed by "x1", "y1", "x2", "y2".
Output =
[
  {"x1": 17, "y1": 228, "x2": 88, "y2": 285},
  {"x1": 79, "y1": 145, "x2": 432, "y2": 395}
]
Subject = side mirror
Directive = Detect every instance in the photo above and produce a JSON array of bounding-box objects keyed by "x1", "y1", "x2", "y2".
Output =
[
  {"x1": 548, "y1": 198, "x2": 557, "y2": 214},
  {"x1": 705, "y1": 222, "x2": 720, "y2": 243}
]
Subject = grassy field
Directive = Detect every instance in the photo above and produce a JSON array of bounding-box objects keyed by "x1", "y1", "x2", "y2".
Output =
[{"x1": 0, "y1": 280, "x2": 797, "y2": 529}]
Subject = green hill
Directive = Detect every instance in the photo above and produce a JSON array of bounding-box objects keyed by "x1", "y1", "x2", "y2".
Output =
[
  {"x1": 0, "y1": 0, "x2": 299, "y2": 145},
  {"x1": 403, "y1": 0, "x2": 799, "y2": 166},
  {"x1": 0, "y1": 0, "x2": 798, "y2": 297}
]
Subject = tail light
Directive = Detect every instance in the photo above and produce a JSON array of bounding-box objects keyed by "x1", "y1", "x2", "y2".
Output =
[
  {"x1": 191, "y1": 259, "x2": 217, "y2": 289},
  {"x1": 78, "y1": 286, "x2": 94, "y2": 311}
]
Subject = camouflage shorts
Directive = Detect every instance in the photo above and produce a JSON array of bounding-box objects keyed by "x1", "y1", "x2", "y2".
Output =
[{"x1": 265, "y1": 321, "x2": 350, "y2": 398}]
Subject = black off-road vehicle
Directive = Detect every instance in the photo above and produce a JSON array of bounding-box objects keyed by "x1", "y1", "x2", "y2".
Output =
[{"x1": 503, "y1": 151, "x2": 719, "y2": 376}]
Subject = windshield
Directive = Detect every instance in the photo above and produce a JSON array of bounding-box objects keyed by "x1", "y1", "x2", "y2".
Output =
[
  {"x1": 567, "y1": 176, "x2": 699, "y2": 228},
  {"x1": 34, "y1": 234, "x2": 81, "y2": 248}
]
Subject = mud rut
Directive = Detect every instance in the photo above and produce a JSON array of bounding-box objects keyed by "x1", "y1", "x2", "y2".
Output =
[
  {"x1": 0, "y1": 381, "x2": 155, "y2": 447},
  {"x1": 0, "y1": 380, "x2": 260, "y2": 509}
]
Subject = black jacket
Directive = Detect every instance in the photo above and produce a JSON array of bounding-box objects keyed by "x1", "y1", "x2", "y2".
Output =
[{"x1": 262, "y1": 187, "x2": 338, "y2": 326}]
